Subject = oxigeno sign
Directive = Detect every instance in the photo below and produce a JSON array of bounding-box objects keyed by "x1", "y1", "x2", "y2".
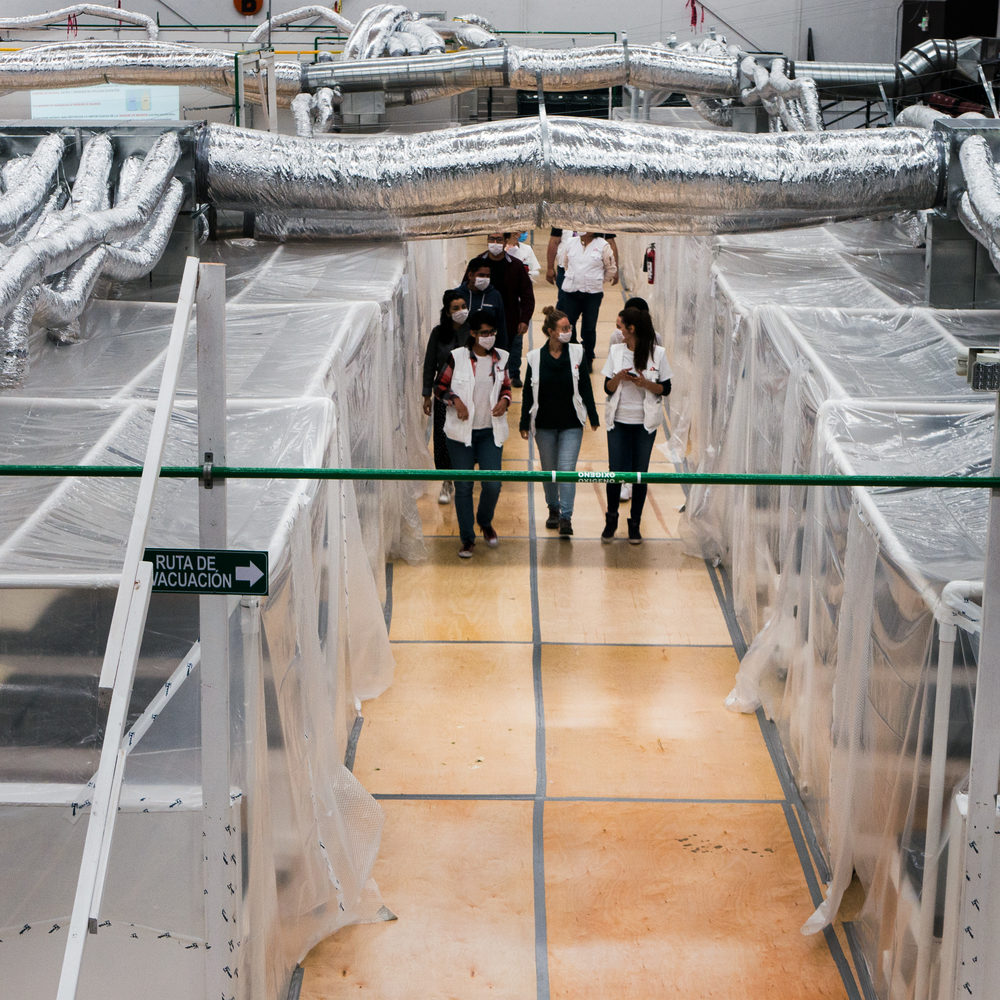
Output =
[{"x1": 143, "y1": 548, "x2": 269, "y2": 596}]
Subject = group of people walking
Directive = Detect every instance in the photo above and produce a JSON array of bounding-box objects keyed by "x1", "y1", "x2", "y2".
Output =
[{"x1": 422, "y1": 232, "x2": 671, "y2": 558}]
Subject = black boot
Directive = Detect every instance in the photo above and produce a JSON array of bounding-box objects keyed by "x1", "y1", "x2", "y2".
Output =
[
  {"x1": 558, "y1": 517, "x2": 573, "y2": 537},
  {"x1": 627, "y1": 518, "x2": 642, "y2": 545},
  {"x1": 545, "y1": 505, "x2": 560, "y2": 529},
  {"x1": 601, "y1": 511, "x2": 618, "y2": 543}
]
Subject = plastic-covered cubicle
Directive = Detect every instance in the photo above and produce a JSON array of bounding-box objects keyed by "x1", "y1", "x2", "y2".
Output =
[
  {"x1": 0, "y1": 238, "x2": 464, "y2": 999},
  {"x1": 619, "y1": 220, "x2": 995, "y2": 1000}
]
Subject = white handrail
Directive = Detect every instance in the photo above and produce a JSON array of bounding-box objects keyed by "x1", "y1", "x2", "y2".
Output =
[
  {"x1": 96, "y1": 258, "x2": 197, "y2": 697},
  {"x1": 55, "y1": 256, "x2": 199, "y2": 1000}
]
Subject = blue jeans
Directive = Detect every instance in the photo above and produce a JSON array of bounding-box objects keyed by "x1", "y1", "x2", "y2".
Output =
[
  {"x1": 446, "y1": 428, "x2": 504, "y2": 544},
  {"x1": 534, "y1": 426, "x2": 584, "y2": 517},
  {"x1": 606, "y1": 422, "x2": 656, "y2": 523},
  {"x1": 508, "y1": 332, "x2": 524, "y2": 381},
  {"x1": 559, "y1": 289, "x2": 604, "y2": 365}
]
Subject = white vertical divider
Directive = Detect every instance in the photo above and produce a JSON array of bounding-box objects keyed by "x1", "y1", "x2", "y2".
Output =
[
  {"x1": 263, "y1": 50, "x2": 278, "y2": 133},
  {"x1": 956, "y1": 389, "x2": 1000, "y2": 1000},
  {"x1": 197, "y1": 262, "x2": 237, "y2": 1000},
  {"x1": 56, "y1": 256, "x2": 200, "y2": 1000}
]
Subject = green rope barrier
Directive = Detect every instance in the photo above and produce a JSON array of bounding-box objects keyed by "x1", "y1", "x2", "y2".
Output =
[{"x1": 0, "y1": 465, "x2": 998, "y2": 489}]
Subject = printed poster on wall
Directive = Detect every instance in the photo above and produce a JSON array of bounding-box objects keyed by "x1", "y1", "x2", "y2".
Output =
[{"x1": 30, "y1": 84, "x2": 181, "y2": 120}]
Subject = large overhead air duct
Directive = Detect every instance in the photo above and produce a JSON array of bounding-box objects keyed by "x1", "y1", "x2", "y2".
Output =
[
  {"x1": 301, "y1": 43, "x2": 741, "y2": 100},
  {"x1": 0, "y1": 40, "x2": 742, "y2": 107},
  {"x1": 0, "y1": 42, "x2": 305, "y2": 106},
  {"x1": 0, "y1": 31, "x2": 981, "y2": 111},
  {"x1": 199, "y1": 119, "x2": 946, "y2": 239},
  {"x1": 794, "y1": 37, "x2": 981, "y2": 99}
]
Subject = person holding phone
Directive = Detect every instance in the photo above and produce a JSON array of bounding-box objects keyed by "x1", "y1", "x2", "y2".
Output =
[
  {"x1": 600, "y1": 306, "x2": 672, "y2": 544},
  {"x1": 609, "y1": 298, "x2": 662, "y2": 503},
  {"x1": 434, "y1": 311, "x2": 512, "y2": 558},
  {"x1": 519, "y1": 306, "x2": 600, "y2": 537}
]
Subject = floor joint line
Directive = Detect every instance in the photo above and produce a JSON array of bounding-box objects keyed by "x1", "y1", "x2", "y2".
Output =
[
  {"x1": 383, "y1": 561, "x2": 394, "y2": 633},
  {"x1": 526, "y1": 323, "x2": 551, "y2": 1000}
]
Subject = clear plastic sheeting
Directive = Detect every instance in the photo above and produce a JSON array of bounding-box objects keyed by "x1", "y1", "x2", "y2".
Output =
[
  {"x1": 0, "y1": 236, "x2": 459, "y2": 999},
  {"x1": 739, "y1": 403, "x2": 988, "y2": 999},
  {"x1": 619, "y1": 217, "x2": 996, "y2": 998}
]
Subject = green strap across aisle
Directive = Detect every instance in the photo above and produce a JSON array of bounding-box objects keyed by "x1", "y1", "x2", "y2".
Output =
[{"x1": 0, "y1": 465, "x2": 999, "y2": 489}]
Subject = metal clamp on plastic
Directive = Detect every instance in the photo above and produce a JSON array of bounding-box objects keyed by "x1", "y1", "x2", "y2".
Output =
[{"x1": 202, "y1": 451, "x2": 214, "y2": 490}]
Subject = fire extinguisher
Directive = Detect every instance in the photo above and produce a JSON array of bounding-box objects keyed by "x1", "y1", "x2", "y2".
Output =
[{"x1": 642, "y1": 244, "x2": 656, "y2": 284}]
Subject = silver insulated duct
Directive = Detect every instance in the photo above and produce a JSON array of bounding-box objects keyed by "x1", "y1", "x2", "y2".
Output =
[
  {"x1": 303, "y1": 43, "x2": 742, "y2": 100},
  {"x1": 0, "y1": 40, "x2": 742, "y2": 107},
  {"x1": 0, "y1": 42, "x2": 304, "y2": 106},
  {"x1": 794, "y1": 37, "x2": 980, "y2": 99},
  {"x1": 200, "y1": 120, "x2": 946, "y2": 238}
]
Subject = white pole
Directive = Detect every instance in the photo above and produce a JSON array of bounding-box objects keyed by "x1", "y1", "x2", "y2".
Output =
[
  {"x1": 265, "y1": 50, "x2": 278, "y2": 133},
  {"x1": 197, "y1": 262, "x2": 237, "y2": 999},
  {"x1": 941, "y1": 793, "x2": 968, "y2": 1000},
  {"x1": 915, "y1": 619, "x2": 957, "y2": 1000},
  {"x1": 955, "y1": 388, "x2": 1000, "y2": 1000}
]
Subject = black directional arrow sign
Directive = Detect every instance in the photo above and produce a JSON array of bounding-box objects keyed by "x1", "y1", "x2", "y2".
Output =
[{"x1": 144, "y1": 548, "x2": 269, "y2": 596}]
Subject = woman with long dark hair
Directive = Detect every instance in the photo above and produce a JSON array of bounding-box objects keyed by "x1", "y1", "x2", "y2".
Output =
[
  {"x1": 423, "y1": 289, "x2": 471, "y2": 504},
  {"x1": 600, "y1": 305, "x2": 672, "y2": 544},
  {"x1": 609, "y1": 296, "x2": 661, "y2": 504},
  {"x1": 519, "y1": 305, "x2": 600, "y2": 537}
]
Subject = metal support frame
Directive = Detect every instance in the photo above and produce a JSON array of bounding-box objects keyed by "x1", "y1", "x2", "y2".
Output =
[
  {"x1": 955, "y1": 387, "x2": 1000, "y2": 1000},
  {"x1": 979, "y1": 65, "x2": 999, "y2": 121},
  {"x1": 235, "y1": 47, "x2": 278, "y2": 132},
  {"x1": 196, "y1": 262, "x2": 238, "y2": 999},
  {"x1": 915, "y1": 583, "x2": 983, "y2": 1000},
  {"x1": 55, "y1": 256, "x2": 199, "y2": 1000},
  {"x1": 877, "y1": 82, "x2": 895, "y2": 125}
]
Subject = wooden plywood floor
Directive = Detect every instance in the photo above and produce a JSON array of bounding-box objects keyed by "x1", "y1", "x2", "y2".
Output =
[{"x1": 301, "y1": 280, "x2": 861, "y2": 1000}]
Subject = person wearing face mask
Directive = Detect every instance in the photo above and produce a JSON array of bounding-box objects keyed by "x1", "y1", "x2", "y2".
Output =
[
  {"x1": 609, "y1": 298, "x2": 663, "y2": 504},
  {"x1": 560, "y1": 232, "x2": 618, "y2": 367},
  {"x1": 519, "y1": 306, "x2": 600, "y2": 537},
  {"x1": 434, "y1": 311, "x2": 512, "y2": 559},
  {"x1": 454, "y1": 262, "x2": 507, "y2": 349},
  {"x1": 423, "y1": 290, "x2": 471, "y2": 504},
  {"x1": 601, "y1": 306, "x2": 672, "y2": 545},
  {"x1": 504, "y1": 232, "x2": 540, "y2": 281},
  {"x1": 468, "y1": 232, "x2": 534, "y2": 388}
]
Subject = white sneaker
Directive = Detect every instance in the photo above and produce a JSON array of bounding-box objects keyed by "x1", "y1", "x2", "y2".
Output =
[
  {"x1": 438, "y1": 481, "x2": 452, "y2": 504},
  {"x1": 620, "y1": 483, "x2": 632, "y2": 502}
]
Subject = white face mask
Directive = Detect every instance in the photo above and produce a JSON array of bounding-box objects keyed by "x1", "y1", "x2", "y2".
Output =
[
  {"x1": 477, "y1": 335, "x2": 496, "y2": 351},
  {"x1": 557, "y1": 329, "x2": 572, "y2": 343},
  {"x1": 487, "y1": 242, "x2": 504, "y2": 256},
  {"x1": 451, "y1": 308, "x2": 469, "y2": 324},
  {"x1": 473, "y1": 276, "x2": 490, "y2": 291}
]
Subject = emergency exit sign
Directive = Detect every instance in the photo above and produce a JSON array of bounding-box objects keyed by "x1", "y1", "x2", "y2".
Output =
[{"x1": 143, "y1": 548, "x2": 269, "y2": 596}]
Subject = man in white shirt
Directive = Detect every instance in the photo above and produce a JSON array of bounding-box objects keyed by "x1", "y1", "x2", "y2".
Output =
[
  {"x1": 560, "y1": 233, "x2": 618, "y2": 366},
  {"x1": 504, "y1": 232, "x2": 540, "y2": 281}
]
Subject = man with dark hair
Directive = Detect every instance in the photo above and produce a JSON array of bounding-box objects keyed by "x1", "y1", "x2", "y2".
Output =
[{"x1": 468, "y1": 232, "x2": 535, "y2": 387}]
